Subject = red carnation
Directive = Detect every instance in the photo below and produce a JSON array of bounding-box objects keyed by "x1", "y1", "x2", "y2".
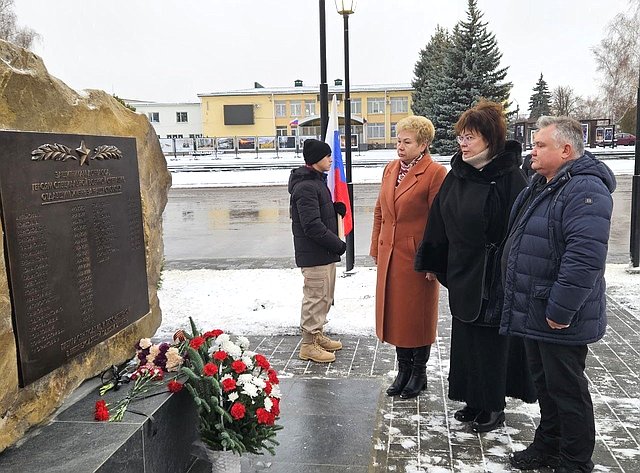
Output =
[
  {"x1": 264, "y1": 381, "x2": 273, "y2": 395},
  {"x1": 230, "y1": 402, "x2": 246, "y2": 420},
  {"x1": 270, "y1": 397, "x2": 280, "y2": 417},
  {"x1": 221, "y1": 377, "x2": 237, "y2": 392},
  {"x1": 256, "y1": 407, "x2": 275, "y2": 425},
  {"x1": 168, "y1": 380, "x2": 183, "y2": 393},
  {"x1": 213, "y1": 350, "x2": 227, "y2": 361},
  {"x1": 189, "y1": 336, "x2": 205, "y2": 350},
  {"x1": 267, "y1": 368, "x2": 279, "y2": 385},
  {"x1": 203, "y1": 329, "x2": 223, "y2": 339},
  {"x1": 94, "y1": 400, "x2": 110, "y2": 421},
  {"x1": 254, "y1": 354, "x2": 270, "y2": 370},
  {"x1": 203, "y1": 363, "x2": 218, "y2": 376},
  {"x1": 231, "y1": 360, "x2": 247, "y2": 374}
]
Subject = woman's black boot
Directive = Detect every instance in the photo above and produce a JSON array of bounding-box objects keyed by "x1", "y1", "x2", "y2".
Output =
[
  {"x1": 386, "y1": 347, "x2": 413, "y2": 396},
  {"x1": 400, "y1": 345, "x2": 431, "y2": 399}
]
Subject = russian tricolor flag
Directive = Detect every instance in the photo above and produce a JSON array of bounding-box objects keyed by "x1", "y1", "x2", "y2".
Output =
[{"x1": 326, "y1": 95, "x2": 353, "y2": 236}]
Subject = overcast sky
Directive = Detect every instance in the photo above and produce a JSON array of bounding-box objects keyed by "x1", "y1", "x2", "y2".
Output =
[{"x1": 14, "y1": 0, "x2": 630, "y2": 112}]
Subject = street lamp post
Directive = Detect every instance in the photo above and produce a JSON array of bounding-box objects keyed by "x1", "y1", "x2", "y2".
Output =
[
  {"x1": 336, "y1": 0, "x2": 356, "y2": 272},
  {"x1": 630, "y1": 68, "x2": 640, "y2": 267},
  {"x1": 319, "y1": 0, "x2": 329, "y2": 140}
]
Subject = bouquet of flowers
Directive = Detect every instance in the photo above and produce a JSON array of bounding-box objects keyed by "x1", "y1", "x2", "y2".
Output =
[
  {"x1": 95, "y1": 339, "x2": 184, "y2": 421},
  {"x1": 178, "y1": 318, "x2": 282, "y2": 455},
  {"x1": 95, "y1": 318, "x2": 282, "y2": 456}
]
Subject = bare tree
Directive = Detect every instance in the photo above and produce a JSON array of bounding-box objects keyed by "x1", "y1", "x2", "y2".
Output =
[
  {"x1": 552, "y1": 86, "x2": 579, "y2": 117},
  {"x1": 0, "y1": 0, "x2": 39, "y2": 50},
  {"x1": 592, "y1": 7, "x2": 640, "y2": 122},
  {"x1": 574, "y1": 96, "x2": 606, "y2": 120}
]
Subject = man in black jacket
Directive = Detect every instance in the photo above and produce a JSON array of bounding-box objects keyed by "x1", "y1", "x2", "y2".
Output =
[{"x1": 288, "y1": 139, "x2": 347, "y2": 363}]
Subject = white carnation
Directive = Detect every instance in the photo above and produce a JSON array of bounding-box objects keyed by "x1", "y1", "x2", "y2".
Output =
[
  {"x1": 228, "y1": 392, "x2": 239, "y2": 402},
  {"x1": 242, "y1": 383, "x2": 259, "y2": 398},
  {"x1": 237, "y1": 374, "x2": 253, "y2": 385},
  {"x1": 222, "y1": 340, "x2": 242, "y2": 358},
  {"x1": 264, "y1": 397, "x2": 273, "y2": 412},
  {"x1": 252, "y1": 376, "x2": 266, "y2": 389},
  {"x1": 215, "y1": 333, "x2": 231, "y2": 346},
  {"x1": 241, "y1": 356, "x2": 254, "y2": 369},
  {"x1": 138, "y1": 338, "x2": 152, "y2": 349},
  {"x1": 236, "y1": 336, "x2": 250, "y2": 349},
  {"x1": 270, "y1": 384, "x2": 282, "y2": 399}
]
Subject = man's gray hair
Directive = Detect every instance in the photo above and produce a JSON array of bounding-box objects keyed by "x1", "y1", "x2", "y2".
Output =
[{"x1": 536, "y1": 116, "x2": 584, "y2": 158}]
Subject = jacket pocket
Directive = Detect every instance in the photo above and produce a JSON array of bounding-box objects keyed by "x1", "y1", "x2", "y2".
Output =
[{"x1": 525, "y1": 283, "x2": 552, "y2": 332}]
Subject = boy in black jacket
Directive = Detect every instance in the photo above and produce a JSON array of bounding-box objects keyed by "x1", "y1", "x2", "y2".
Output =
[{"x1": 288, "y1": 139, "x2": 346, "y2": 363}]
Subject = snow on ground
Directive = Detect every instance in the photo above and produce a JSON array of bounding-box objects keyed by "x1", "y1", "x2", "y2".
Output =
[
  {"x1": 157, "y1": 267, "x2": 378, "y2": 339},
  {"x1": 156, "y1": 262, "x2": 639, "y2": 341},
  {"x1": 168, "y1": 148, "x2": 637, "y2": 188}
]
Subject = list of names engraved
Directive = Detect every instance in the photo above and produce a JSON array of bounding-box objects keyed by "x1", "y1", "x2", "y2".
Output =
[{"x1": 15, "y1": 213, "x2": 63, "y2": 353}]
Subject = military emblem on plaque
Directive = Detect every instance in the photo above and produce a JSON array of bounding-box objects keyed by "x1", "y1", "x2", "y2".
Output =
[{"x1": 0, "y1": 131, "x2": 149, "y2": 386}]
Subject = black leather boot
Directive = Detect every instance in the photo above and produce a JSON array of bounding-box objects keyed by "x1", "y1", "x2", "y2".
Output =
[
  {"x1": 386, "y1": 347, "x2": 413, "y2": 396},
  {"x1": 400, "y1": 345, "x2": 431, "y2": 399},
  {"x1": 471, "y1": 410, "x2": 505, "y2": 433}
]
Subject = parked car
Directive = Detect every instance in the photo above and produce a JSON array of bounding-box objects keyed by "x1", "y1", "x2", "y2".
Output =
[{"x1": 615, "y1": 133, "x2": 636, "y2": 146}]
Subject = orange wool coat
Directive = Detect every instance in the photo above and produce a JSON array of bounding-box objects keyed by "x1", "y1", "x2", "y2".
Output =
[{"x1": 369, "y1": 155, "x2": 447, "y2": 347}]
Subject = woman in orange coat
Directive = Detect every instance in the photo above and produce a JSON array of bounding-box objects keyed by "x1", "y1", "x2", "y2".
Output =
[{"x1": 370, "y1": 115, "x2": 447, "y2": 399}]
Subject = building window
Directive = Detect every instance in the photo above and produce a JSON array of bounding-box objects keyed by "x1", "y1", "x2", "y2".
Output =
[
  {"x1": 148, "y1": 112, "x2": 159, "y2": 123},
  {"x1": 189, "y1": 134, "x2": 203, "y2": 139},
  {"x1": 275, "y1": 101, "x2": 286, "y2": 117},
  {"x1": 290, "y1": 101, "x2": 302, "y2": 117},
  {"x1": 367, "y1": 98, "x2": 385, "y2": 114},
  {"x1": 167, "y1": 134, "x2": 183, "y2": 139},
  {"x1": 390, "y1": 97, "x2": 408, "y2": 114},
  {"x1": 350, "y1": 98, "x2": 362, "y2": 115},
  {"x1": 304, "y1": 100, "x2": 316, "y2": 116},
  {"x1": 367, "y1": 123, "x2": 385, "y2": 139},
  {"x1": 390, "y1": 122, "x2": 397, "y2": 138},
  {"x1": 276, "y1": 126, "x2": 287, "y2": 136},
  {"x1": 176, "y1": 112, "x2": 188, "y2": 123}
]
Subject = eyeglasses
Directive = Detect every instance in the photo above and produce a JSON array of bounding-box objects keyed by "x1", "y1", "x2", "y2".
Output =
[{"x1": 456, "y1": 135, "x2": 478, "y2": 144}]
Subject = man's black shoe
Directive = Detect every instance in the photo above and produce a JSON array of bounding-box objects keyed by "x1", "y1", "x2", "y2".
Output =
[
  {"x1": 553, "y1": 467, "x2": 585, "y2": 473},
  {"x1": 510, "y1": 444, "x2": 560, "y2": 470}
]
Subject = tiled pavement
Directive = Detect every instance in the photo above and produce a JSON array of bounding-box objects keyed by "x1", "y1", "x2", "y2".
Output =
[{"x1": 235, "y1": 292, "x2": 640, "y2": 473}]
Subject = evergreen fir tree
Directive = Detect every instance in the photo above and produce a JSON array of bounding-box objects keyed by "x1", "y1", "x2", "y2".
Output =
[
  {"x1": 528, "y1": 73, "x2": 552, "y2": 120},
  {"x1": 411, "y1": 26, "x2": 451, "y2": 121},
  {"x1": 430, "y1": 0, "x2": 512, "y2": 154}
]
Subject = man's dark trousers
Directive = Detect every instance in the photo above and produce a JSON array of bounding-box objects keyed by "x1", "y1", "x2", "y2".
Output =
[{"x1": 524, "y1": 338, "x2": 595, "y2": 472}]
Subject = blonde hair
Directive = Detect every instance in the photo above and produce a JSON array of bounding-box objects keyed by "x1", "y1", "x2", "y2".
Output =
[{"x1": 396, "y1": 116, "x2": 435, "y2": 146}]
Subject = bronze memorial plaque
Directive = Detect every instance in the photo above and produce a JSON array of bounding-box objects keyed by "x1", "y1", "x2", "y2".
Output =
[{"x1": 0, "y1": 131, "x2": 149, "y2": 386}]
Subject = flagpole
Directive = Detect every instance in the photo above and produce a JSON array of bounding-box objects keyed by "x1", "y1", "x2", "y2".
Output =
[{"x1": 340, "y1": 5, "x2": 355, "y2": 272}]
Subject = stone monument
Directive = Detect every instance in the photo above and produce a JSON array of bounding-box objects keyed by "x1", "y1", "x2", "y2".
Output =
[{"x1": 0, "y1": 39, "x2": 171, "y2": 451}]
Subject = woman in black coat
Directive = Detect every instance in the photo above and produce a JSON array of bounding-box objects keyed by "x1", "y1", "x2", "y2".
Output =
[{"x1": 415, "y1": 100, "x2": 536, "y2": 433}]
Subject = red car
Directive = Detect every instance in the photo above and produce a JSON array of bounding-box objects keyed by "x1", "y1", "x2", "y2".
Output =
[{"x1": 616, "y1": 133, "x2": 636, "y2": 146}]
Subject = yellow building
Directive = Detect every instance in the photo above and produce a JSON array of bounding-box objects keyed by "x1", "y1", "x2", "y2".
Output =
[{"x1": 198, "y1": 80, "x2": 414, "y2": 149}]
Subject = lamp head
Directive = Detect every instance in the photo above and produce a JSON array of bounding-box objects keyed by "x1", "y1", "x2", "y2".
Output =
[{"x1": 335, "y1": 0, "x2": 356, "y2": 15}]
